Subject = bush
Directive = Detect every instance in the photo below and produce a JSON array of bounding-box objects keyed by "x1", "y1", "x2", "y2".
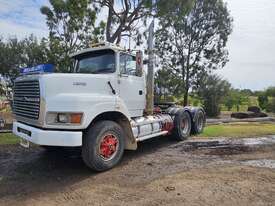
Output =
[
  {"x1": 204, "y1": 100, "x2": 221, "y2": 117},
  {"x1": 196, "y1": 74, "x2": 231, "y2": 117},
  {"x1": 266, "y1": 86, "x2": 275, "y2": 97},
  {"x1": 224, "y1": 90, "x2": 249, "y2": 112},
  {"x1": 258, "y1": 94, "x2": 268, "y2": 110},
  {"x1": 266, "y1": 98, "x2": 275, "y2": 113}
]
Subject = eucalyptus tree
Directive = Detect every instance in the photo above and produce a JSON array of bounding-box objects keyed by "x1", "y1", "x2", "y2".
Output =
[
  {"x1": 41, "y1": 0, "x2": 104, "y2": 72},
  {"x1": 95, "y1": 0, "x2": 154, "y2": 44},
  {"x1": 156, "y1": 0, "x2": 233, "y2": 106},
  {"x1": 94, "y1": 0, "x2": 194, "y2": 44}
]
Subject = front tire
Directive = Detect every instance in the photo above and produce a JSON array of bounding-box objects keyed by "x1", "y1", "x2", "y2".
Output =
[{"x1": 82, "y1": 120, "x2": 125, "y2": 172}]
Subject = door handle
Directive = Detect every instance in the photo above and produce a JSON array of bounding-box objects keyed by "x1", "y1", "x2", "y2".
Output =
[{"x1": 107, "y1": 81, "x2": 116, "y2": 95}]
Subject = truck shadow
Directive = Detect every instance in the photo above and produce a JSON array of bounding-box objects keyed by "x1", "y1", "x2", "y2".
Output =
[{"x1": 0, "y1": 136, "x2": 176, "y2": 200}]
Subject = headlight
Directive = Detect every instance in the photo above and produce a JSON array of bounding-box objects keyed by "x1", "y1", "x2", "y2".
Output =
[
  {"x1": 46, "y1": 112, "x2": 83, "y2": 125},
  {"x1": 57, "y1": 113, "x2": 70, "y2": 123}
]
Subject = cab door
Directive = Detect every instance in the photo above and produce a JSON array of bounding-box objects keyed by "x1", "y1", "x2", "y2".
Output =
[{"x1": 118, "y1": 53, "x2": 145, "y2": 117}]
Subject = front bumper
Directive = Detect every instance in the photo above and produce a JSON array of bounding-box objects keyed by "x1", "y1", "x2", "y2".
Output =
[{"x1": 13, "y1": 121, "x2": 82, "y2": 147}]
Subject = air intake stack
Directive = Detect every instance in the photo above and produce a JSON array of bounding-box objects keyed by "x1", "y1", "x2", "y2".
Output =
[{"x1": 146, "y1": 21, "x2": 155, "y2": 115}]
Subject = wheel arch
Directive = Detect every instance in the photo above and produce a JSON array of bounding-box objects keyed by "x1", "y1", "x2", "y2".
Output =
[{"x1": 85, "y1": 111, "x2": 137, "y2": 150}]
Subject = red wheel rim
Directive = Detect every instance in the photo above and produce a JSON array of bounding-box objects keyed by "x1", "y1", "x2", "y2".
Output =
[{"x1": 99, "y1": 134, "x2": 119, "y2": 160}]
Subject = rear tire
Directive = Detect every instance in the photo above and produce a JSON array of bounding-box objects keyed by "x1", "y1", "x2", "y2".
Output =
[
  {"x1": 172, "y1": 110, "x2": 192, "y2": 141},
  {"x1": 82, "y1": 120, "x2": 125, "y2": 172},
  {"x1": 191, "y1": 110, "x2": 205, "y2": 134}
]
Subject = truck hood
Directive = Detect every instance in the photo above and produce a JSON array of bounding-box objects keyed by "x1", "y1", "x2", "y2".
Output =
[{"x1": 37, "y1": 73, "x2": 117, "y2": 98}]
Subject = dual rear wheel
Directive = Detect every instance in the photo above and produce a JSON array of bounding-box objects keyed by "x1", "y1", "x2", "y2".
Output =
[{"x1": 170, "y1": 108, "x2": 205, "y2": 141}]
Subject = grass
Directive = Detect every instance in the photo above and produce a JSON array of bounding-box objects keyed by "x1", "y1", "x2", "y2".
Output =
[
  {"x1": 199, "y1": 123, "x2": 275, "y2": 138},
  {"x1": 0, "y1": 133, "x2": 20, "y2": 145},
  {"x1": 0, "y1": 123, "x2": 275, "y2": 145}
]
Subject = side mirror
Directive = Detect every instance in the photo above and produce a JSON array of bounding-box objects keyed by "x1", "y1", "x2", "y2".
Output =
[{"x1": 136, "y1": 51, "x2": 143, "y2": 77}]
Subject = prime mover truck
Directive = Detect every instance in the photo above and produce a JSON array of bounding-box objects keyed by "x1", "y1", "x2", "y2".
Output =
[{"x1": 12, "y1": 42, "x2": 206, "y2": 171}]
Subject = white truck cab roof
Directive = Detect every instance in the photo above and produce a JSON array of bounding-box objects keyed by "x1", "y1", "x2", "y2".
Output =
[{"x1": 70, "y1": 42, "x2": 129, "y2": 58}]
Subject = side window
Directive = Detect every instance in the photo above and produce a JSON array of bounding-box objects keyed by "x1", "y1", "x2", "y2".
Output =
[{"x1": 120, "y1": 54, "x2": 137, "y2": 76}]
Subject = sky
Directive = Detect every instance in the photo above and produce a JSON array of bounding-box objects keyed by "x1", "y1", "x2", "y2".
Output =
[
  {"x1": 0, "y1": 0, "x2": 49, "y2": 38},
  {"x1": 219, "y1": 0, "x2": 275, "y2": 91},
  {"x1": 0, "y1": 0, "x2": 274, "y2": 91}
]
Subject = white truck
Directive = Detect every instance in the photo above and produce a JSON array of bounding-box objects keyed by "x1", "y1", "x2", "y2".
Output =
[{"x1": 12, "y1": 42, "x2": 205, "y2": 171}]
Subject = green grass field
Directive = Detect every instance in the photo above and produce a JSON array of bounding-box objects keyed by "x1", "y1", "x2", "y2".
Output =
[
  {"x1": 0, "y1": 123, "x2": 275, "y2": 145},
  {"x1": 0, "y1": 133, "x2": 20, "y2": 145},
  {"x1": 199, "y1": 123, "x2": 275, "y2": 138}
]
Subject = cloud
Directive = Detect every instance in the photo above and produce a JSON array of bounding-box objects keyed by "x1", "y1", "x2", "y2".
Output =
[
  {"x1": 0, "y1": 19, "x2": 47, "y2": 39},
  {"x1": 220, "y1": 0, "x2": 275, "y2": 90},
  {"x1": 0, "y1": 0, "x2": 49, "y2": 39}
]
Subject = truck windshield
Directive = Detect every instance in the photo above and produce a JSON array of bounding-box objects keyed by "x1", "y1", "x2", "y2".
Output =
[{"x1": 75, "y1": 50, "x2": 115, "y2": 74}]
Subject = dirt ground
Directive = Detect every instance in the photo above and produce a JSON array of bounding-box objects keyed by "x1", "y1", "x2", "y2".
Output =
[
  {"x1": 0, "y1": 112, "x2": 13, "y2": 124},
  {"x1": 0, "y1": 136, "x2": 275, "y2": 206}
]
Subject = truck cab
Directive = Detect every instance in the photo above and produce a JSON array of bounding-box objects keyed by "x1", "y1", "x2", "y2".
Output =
[{"x1": 12, "y1": 43, "x2": 205, "y2": 171}]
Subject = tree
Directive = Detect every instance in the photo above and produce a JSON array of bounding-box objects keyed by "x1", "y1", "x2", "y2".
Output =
[
  {"x1": 0, "y1": 37, "x2": 23, "y2": 81},
  {"x1": 0, "y1": 35, "x2": 49, "y2": 82},
  {"x1": 197, "y1": 74, "x2": 231, "y2": 117},
  {"x1": 21, "y1": 35, "x2": 50, "y2": 67},
  {"x1": 155, "y1": 67, "x2": 184, "y2": 102},
  {"x1": 224, "y1": 94, "x2": 234, "y2": 111},
  {"x1": 156, "y1": 0, "x2": 233, "y2": 106},
  {"x1": 266, "y1": 98, "x2": 275, "y2": 113},
  {"x1": 266, "y1": 86, "x2": 275, "y2": 97},
  {"x1": 95, "y1": 0, "x2": 153, "y2": 44},
  {"x1": 41, "y1": 0, "x2": 104, "y2": 72},
  {"x1": 240, "y1": 89, "x2": 253, "y2": 96},
  {"x1": 224, "y1": 89, "x2": 249, "y2": 111},
  {"x1": 0, "y1": 35, "x2": 49, "y2": 99},
  {"x1": 94, "y1": 0, "x2": 193, "y2": 44},
  {"x1": 258, "y1": 93, "x2": 269, "y2": 110}
]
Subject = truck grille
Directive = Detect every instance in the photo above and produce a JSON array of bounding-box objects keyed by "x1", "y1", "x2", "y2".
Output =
[{"x1": 13, "y1": 80, "x2": 40, "y2": 119}]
